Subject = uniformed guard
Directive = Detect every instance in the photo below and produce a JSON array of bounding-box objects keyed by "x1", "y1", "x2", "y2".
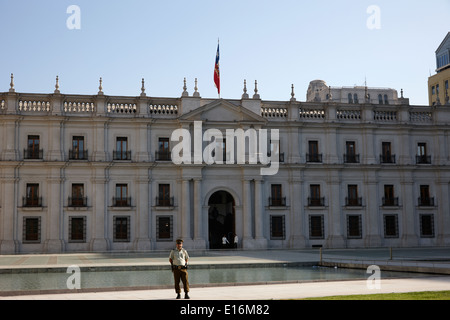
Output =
[{"x1": 169, "y1": 239, "x2": 190, "y2": 299}]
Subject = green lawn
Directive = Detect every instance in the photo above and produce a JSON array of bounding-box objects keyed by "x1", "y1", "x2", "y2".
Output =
[{"x1": 302, "y1": 291, "x2": 450, "y2": 300}]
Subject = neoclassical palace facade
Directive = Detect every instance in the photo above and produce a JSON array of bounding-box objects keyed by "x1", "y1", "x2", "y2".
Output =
[{"x1": 1, "y1": 77, "x2": 450, "y2": 254}]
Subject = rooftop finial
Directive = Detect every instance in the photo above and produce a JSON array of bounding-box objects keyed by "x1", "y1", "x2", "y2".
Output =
[
  {"x1": 242, "y1": 79, "x2": 249, "y2": 99},
  {"x1": 141, "y1": 78, "x2": 146, "y2": 97},
  {"x1": 182, "y1": 77, "x2": 189, "y2": 97},
  {"x1": 54, "y1": 75, "x2": 60, "y2": 94},
  {"x1": 253, "y1": 80, "x2": 260, "y2": 99},
  {"x1": 290, "y1": 84, "x2": 296, "y2": 102},
  {"x1": 9, "y1": 73, "x2": 15, "y2": 92},
  {"x1": 98, "y1": 77, "x2": 103, "y2": 95},
  {"x1": 193, "y1": 78, "x2": 200, "y2": 97}
]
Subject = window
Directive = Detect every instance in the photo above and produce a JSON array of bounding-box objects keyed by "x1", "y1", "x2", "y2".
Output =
[
  {"x1": 436, "y1": 84, "x2": 440, "y2": 95},
  {"x1": 383, "y1": 185, "x2": 398, "y2": 206},
  {"x1": 69, "y1": 217, "x2": 86, "y2": 242},
  {"x1": 416, "y1": 143, "x2": 431, "y2": 164},
  {"x1": 70, "y1": 136, "x2": 87, "y2": 160},
  {"x1": 381, "y1": 142, "x2": 395, "y2": 163},
  {"x1": 114, "y1": 216, "x2": 130, "y2": 242},
  {"x1": 270, "y1": 215, "x2": 285, "y2": 240},
  {"x1": 23, "y1": 217, "x2": 41, "y2": 243},
  {"x1": 24, "y1": 183, "x2": 40, "y2": 207},
  {"x1": 432, "y1": 86, "x2": 436, "y2": 95},
  {"x1": 419, "y1": 185, "x2": 434, "y2": 206},
  {"x1": 270, "y1": 184, "x2": 285, "y2": 206},
  {"x1": 114, "y1": 184, "x2": 130, "y2": 207},
  {"x1": 353, "y1": 93, "x2": 358, "y2": 104},
  {"x1": 307, "y1": 141, "x2": 322, "y2": 162},
  {"x1": 384, "y1": 215, "x2": 399, "y2": 238},
  {"x1": 384, "y1": 94, "x2": 388, "y2": 105},
  {"x1": 348, "y1": 93, "x2": 353, "y2": 104},
  {"x1": 156, "y1": 137, "x2": 171, "y2": 161},
  {"x1": 157, "y1": 216, "x2": 173, "y2": 241},
  {"x1": 25, "y1": 135, "x2": 42, "y2": 159},
  {"x1": 114, "y1": 137, "x2": 130, "y2": 160},
  {"x1": 378, "y1": 94, "x2": 383, "y2": 104},
  {"x1": 346, "y1": 185, "x2": 361, "y2": 206},
  {"x1": 157, "y1": 184, "x2": 173, "y2": 206},
  {"x1": 420, "y1": 214, "x2": 434, "y2": 238},
  {"x1": 347, "y1": 215, "x2": 362, "y2": 238},
  {"x1": 309, "y1": 215, "x2": 324, "y2": 239},
  {"x1": 309, "y1": 184, "x2": 324, "y2": 206},
  {"x1": 344, "y1": 141, "x2": 358, "y2": 163},
  {"x1": 70, "y1": 184, "x2": 86, "y2": 207}
]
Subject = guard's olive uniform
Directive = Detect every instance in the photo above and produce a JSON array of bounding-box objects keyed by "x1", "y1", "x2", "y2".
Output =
[{"x1": 169, "y1": 247, "x2": 190, "y2": 294}]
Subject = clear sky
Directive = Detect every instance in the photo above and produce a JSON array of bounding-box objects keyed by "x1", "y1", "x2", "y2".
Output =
[{"x1": 0, "y1": 0, "x2": 449, "y2": 105}]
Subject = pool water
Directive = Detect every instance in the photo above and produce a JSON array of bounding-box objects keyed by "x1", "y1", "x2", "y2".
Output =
[{"x1": 0, "y1": 266, "x2": 430, "y2": 292}]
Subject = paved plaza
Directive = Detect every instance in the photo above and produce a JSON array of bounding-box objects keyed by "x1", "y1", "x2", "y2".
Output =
[{"x1": 0, "y1": 247, "x2": 450, "y2": 300}]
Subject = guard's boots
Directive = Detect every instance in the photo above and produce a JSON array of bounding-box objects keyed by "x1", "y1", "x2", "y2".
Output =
[
  {"x1": 185, "y1": 293, "x2": 190, "y2": 299},
  {"x1": 176, "y1": 293, "x2": 181, "y2": 299}
]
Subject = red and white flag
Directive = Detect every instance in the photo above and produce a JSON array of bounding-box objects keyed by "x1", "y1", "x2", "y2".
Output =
[{"x1": 214, "y1": 41, "x2": 220, "y2": 96}]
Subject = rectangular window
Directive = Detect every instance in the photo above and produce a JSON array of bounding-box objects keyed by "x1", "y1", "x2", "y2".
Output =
[
  {"x1": 383, "y1": 215, "x2": 399, "y2": 238},
  {"x1": 156, "y1": 137, "x2": 171, "y2": 160},
  {"x1": 383, "y1": 185, "x2": 397, "y2": 206},
  {"x1": 309, "y1": 215, "x2": 324, "y2": 239},
  {"x1": 25, "y1": 135, "x2": 42, "y2": 159},
  {"x1": 420, "y1": 214, "x2": 434, "y2": 238},
  {"x1": 419, "y1": 185, "x2": 434, "y2": 206},
  {"x1": 23, "y1": 217, "x2": 41, "y2": 243},
  {"x1": 157, "y1": 216, "x2": 173, "y2": 241},
  {"x1": 69, "y1": 217, "x2": 86, "y2": 242},
  {"x1": 157, "y1": 184, "x2": 172, "y2": 206},
  {"x1": 344, "y1": 141, "x2": 358, "y2": 163},
  {"x1": 307, "y1": 141, "x2": 321, "y2": 162},
  {"x1": 416, "y1": 143, "x2": 431, "y2": 164},
  {"x1": 25, "y1": 183, "x2": 40, "y2": 207},
  {"x1": 114, "y1": 184, "x2": 129, "y2": 207},
  {"x1": 70, "y1": 184, "x2": 86, "y2": 207},
  {"x1": 270, "y1": 184, "x2": 285, "y2": 206},
  {"x1": 309, "y1": 184, "x2": 323, "y2": 206},
  {"x1": 347, "y1": 215, "x2": 362, "y2": 239},
  {"x1": 70, "y1": 136, "x2": 86, "y2": 160},
  {"x1": 114, "y1": 137, "x2": 130, "y2": 160},
  {"x1": 114, "y1": 216, "x2": 130, "y2": 242},
  {"x1": 381, "y1": 142, "x2": 395, "y2": 163},
  {"x1": 270, "y1": 215, "x2": 285, "y2": 240},
  {"x1": 347, "y1": 185, "x2": 361, "y2": 206}
]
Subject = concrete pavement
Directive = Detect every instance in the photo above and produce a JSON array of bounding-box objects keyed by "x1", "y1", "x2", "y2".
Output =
[{"x1": 1, "y1": 247, "x2": 450, "y2": 300}]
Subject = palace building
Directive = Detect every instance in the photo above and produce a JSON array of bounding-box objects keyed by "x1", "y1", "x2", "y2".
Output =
[{"x1": 1, "y1": 76, "x2": 450, "y2": 254}]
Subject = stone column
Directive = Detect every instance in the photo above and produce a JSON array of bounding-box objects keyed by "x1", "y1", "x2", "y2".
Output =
[
  {"x1": 400, "y1": 179, "x2": 418, "y2": 246},
  {"x1": 192, "y1": 178, "x2": 206, "y2": 248},
  {"x1": 364, "y1": 174, "x2": 381, "y2": 247},
  {"x1": 326, "y1": 174, "x2": 345, "y2": 248},
  {"x1": 242, "y1": 179, "x2": 253, "y2": 248},
  {"x1": 436, "y1": 180, "x2": 450, "y2": 245},
  {"x1": 44, "y1": 170, "x2": 64, "y2": 253},
  {"x1": 180, "y1": 179, "x2": 192, "y2": 244},
  {"x1": 134, "y1": 170, "x2": 151, "y2": 250},
  {"x1": 252, "y1": 179, "x2": 267, "y2": 248},
  {"x1": 90, "y1": 171, "x2": 109, "y2": 251},
  {"x1": 0, "y1": 168, "x2": 18, "y2": 254}
]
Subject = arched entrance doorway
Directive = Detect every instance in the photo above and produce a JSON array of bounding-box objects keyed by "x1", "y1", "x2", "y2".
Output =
[{"x1": 208, "y1": 191, "x2": 235, "y2": 249}]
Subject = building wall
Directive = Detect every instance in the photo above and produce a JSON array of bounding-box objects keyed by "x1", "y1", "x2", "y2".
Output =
[
  {"x1": 1, "y1": 89, "x2": 450, "y2": 253},
  {"x1": 428, "y1": 68, "x2": 450, "y2": 106}
]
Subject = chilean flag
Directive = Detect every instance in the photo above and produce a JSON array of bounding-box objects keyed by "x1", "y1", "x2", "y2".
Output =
[{"x1": 214, "y1": 41, "x2": 220, "y2": 95}]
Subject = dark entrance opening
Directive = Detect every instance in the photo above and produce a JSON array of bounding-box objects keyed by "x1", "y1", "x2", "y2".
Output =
[{"x1": 208, "y1": 191, "x2": 235, "y2": 249}]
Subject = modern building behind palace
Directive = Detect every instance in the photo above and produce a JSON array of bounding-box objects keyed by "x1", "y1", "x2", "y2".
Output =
[{"x1": 1, "y1": 33, "x2": 450, "y2": 254}]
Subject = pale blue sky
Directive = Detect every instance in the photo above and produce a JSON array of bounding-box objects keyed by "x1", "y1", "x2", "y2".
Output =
[{"x1": 0, "y1": 0, "x2": 449, "y2": 105}]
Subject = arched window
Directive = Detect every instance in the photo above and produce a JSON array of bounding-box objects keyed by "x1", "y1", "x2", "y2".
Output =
[
  {"x1": 354, "y1": 94, "x2": 358, "y2": 104},
  {"x1": 378, "y1": 94, "x2": 383, "y2": 104},
  {"x1": 348, "y1": 93, "x2": 353, "y2": 104},
  {"x1": 384, "y1": 94, "x2": 388, "y2": 105}
]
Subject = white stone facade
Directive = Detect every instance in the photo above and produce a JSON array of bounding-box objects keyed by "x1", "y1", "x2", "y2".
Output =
[{"x1": 1, "y1": 78, "x2": 449, "y2": 254}]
